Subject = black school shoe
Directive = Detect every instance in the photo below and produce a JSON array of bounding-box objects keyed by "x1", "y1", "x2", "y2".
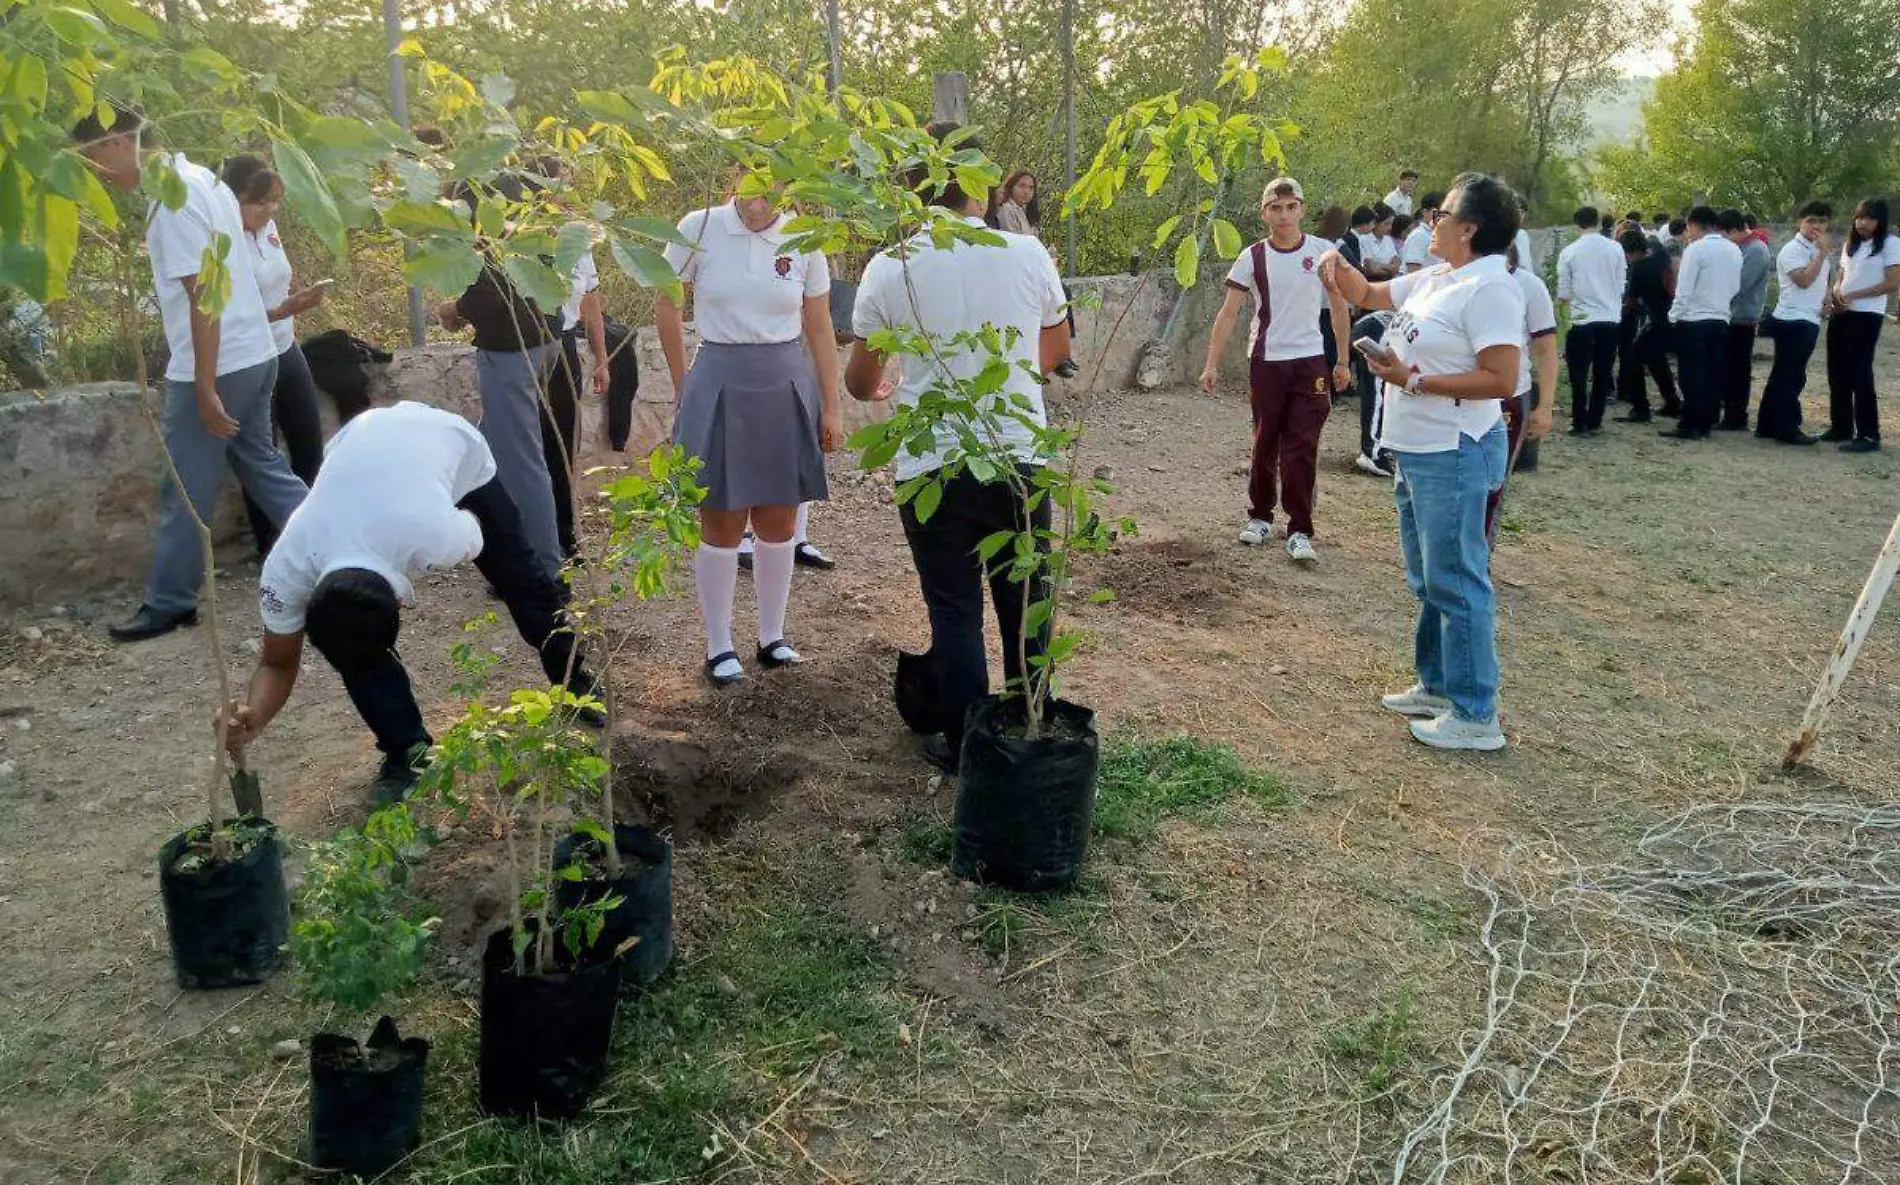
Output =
[
  {"x1": 794, "y1": 542, "x2": 836, "y2": 570},
  {"x1": 705, "y1": 652, "x2": 745, "y2": 688},
  {"x1": 920, "y1": 733, "x2": 959, "y2": 774},
  {"x1": 1658, "y1": 427, "x2": 1708, "y2": 441},
  {"x1": 371, "y1": 742, "x2": 432, "y2": 808},
  {"x1": 1840, "y1": 438, "x2": 1882, "y2": 453},
  {"x1": 756, "y1": 640, "x2": 805, "y2": 669},
  {"x1": 108, "y1": 604, "x2": 198, "y2": 642},
  {"x1": 1615, "y1": 411, "x2": 1653, "y2": 423}
]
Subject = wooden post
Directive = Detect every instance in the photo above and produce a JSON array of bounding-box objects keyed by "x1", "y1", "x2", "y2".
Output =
[
  {"x1": 1783, "y1": 512, "x2": 1900, "y2": 769},
  {"x1": 932, "y1": 73, "x2": 968, "y2": 125},
  {"x1": 1061, "y1": 0, "x2": 1077, "y2": 277}
]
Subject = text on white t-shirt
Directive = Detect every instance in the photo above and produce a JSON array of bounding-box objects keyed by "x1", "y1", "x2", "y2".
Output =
[{"x1": 1377, "y1": 254, "x2": 1523, "y2": 453}]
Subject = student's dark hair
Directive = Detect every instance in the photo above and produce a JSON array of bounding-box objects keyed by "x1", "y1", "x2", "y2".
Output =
[
  {"x1": 1715, "y1": 207, "x2": 1746, "y2": 233},
  {"x1": 1419, "y1": 190, "x2": 1446, "y2": 213},
  {"x1": 1574, "y1": 205, "x2": 1599, "y2": 229},
  {"x1": 1849, "y1": 197, "x2": 1891, "y2": 254},
  {"x1": 1599, "y1": 215, "x2": 1617, "y2": 233},
  {"x1": 1444, "y1": 173, "x2": 1520, "y2": 255},
  {"x1": 71, "y1": 103, "x2": 143, "y2": 143},
  {"x1": 1625, "y1": 210, "x2": 1642, "y2": 223},
  {"x1": 1686, "y1": 205, "x2": 1719, "y2": 230},
  {"x1": 1317, "y1": 204, "x2": 1349, "y2": 240},
  {"x1": 449, "y1": 173, "x2": 532, "y2": 226},
  {"x1": 220, "y1": 154, "x2": 281, "y2": 204},
  {"x1": 1652, "y1": 211, "x2": 1669, "y2": 223},
  {"x1": 305, "y1": 569, "x2": 400, "y2": 677},
  {"x1": 1350, "y1": 204, "x2": 1376, "y2": 227},
  {"x1": 1743, "y1": 212, "x2": 1759, "y2": 229},
  {"x1": 1391, "y1": 214, "x2": 1415, "y2": 241},
  {"x1": 1618, "y1": 229, "x2": 1650, "y2": 255},
  {"x1": 907, "y1": 121, "x2": 985, "y2": 211},
  {"x1": 1797, "y1": 200, "x2": 1833, "y2": 220},
  {"x1": 1668, "y1": 217, "x2": 1687, "y2": 236},
  {"x1": 1399, "y1": 169, "x2": 1419, "y2": 181},
  {"x1": 1372, "y1": 201, "x2": 1395, "y2": 223}
]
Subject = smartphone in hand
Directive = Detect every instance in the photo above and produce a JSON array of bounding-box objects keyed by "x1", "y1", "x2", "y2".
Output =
[{"x1": 1352, "y1": 337, "x2": 1395, "y2": 365}]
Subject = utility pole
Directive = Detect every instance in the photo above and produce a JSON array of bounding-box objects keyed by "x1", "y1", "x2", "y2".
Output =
[
  {"x1": 1061, "y1": 0, "x2": 1077, "y2": 277},
  {"x1": 382, "y1": 0, "x2": 428, "y2": 348}
]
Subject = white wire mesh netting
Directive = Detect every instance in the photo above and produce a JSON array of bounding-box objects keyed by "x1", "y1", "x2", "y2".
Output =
[{"x1": 1393, "y1": 802, "x2": 1900, "y2": 1185}]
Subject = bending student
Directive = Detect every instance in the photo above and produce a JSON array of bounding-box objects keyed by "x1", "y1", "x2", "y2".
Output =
[{"x1": 224, "y1": 401, "x2": 600, "y2": 805}]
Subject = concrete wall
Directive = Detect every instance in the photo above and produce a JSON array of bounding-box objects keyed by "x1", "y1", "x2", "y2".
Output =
[{"x1": 0, "y1": 271, "x2": 1291, "y2": 611}]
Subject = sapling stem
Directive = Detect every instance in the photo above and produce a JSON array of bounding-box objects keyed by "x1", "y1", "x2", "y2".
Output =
[{"x1": 497, "y1": 770, "x2": 526, "y2": 977}]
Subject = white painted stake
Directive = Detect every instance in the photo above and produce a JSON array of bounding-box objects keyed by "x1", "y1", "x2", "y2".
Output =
[{"x1": 1783, "y1": 512, "x2": 1900, "y2": 770}]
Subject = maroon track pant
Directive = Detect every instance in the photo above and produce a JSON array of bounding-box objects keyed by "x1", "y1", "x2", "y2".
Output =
[{"x1": 1247, "y1": 354, "x2": 1332, "y2": 536}]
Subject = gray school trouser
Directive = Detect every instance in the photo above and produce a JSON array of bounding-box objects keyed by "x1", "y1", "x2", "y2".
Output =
[
  {"x1": 475, "y1": 342, "x2": 563, "y2": 579},
  {"x1": 147, "y1": 357, "x2": 309, "y2": 614}
]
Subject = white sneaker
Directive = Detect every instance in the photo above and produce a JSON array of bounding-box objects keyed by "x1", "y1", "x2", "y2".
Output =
[
  {"x1": 1239, "y1": 518, "x2": 1275, "y2": 546},
  {"x1": 1380, "y1": 684, "x2": 1454, "y2": 718},
  {"x1": 1355, "y1": 453, "x2": 1394, "y2": 478},
  {"x1": 1286, "y1": 532, "x2": 1318, "y2": 565},
  {"x1": 1409, "y1": 713, "x2": 1507, "y2": 751}
]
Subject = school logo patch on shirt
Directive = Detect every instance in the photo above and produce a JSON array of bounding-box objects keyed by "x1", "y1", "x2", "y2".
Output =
[
  {"x1": 1303, "y1": 255, "x2": 1315, "y2": 271},
  {"x1": 774, "y1": 256, "x2": 793, "y2": 278}
]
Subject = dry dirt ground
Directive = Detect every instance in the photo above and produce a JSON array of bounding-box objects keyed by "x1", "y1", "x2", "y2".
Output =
[{"x1": 3, "y1": 337, "x2": 1899, "y2": 1184}]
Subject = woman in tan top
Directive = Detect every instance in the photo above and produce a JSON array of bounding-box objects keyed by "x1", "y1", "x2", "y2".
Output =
[{"x1": 989, "y1": 171, "x2": 1041, "y2": 237}]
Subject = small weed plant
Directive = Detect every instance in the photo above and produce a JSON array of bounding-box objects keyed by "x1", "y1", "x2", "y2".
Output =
[{"x1": 1095, "y1": 733, "x2": 1291, "y2": 841}]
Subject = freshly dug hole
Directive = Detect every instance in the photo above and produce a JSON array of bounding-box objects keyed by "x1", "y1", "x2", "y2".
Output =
[{"x1": 610, "y1": 725, "x2": 805, "y2": 843}]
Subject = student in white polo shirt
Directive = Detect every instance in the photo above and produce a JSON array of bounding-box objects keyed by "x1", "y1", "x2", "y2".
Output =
[
  {"x1": 1757, "y1": 201, "x2": 1833, "y2": 445},
  {"x1": 1824, "y1": 198, "x2": 1900, "y2": 452},
  {"x1": 658, "y1": 181, "x2": 842, "y2": 686},
  {"x1": 1198, "y1": 177, "x2": 1352, "y2": 565},
  {"x1": 74, "y1": 108, "x2": 308, "y2": 643},
  {"x1": 1401, "y1": 192, "x2": 1444, "y2": 273},
  {"x1": 225, "y1": 401, "x2": 602, "y2": 804},
  {"x1": 844, "y1": 122, "x2": 1069, "y2": 772},
  {"x1": 1555, "y1": 205, "x2": 1628, "y2": 435},
  {"x1": 1660, "y1": 206, "x2": 1742, "y2": 441},
  {"x1": 1383, "y1": 170, "x2": 1418, "y2": 218}
]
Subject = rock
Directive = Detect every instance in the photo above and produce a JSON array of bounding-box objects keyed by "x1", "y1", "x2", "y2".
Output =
[
  {"x1": 14, "y1": 718, "x2": 29, "y2": 732},
  {"x1": 896, "y1": 1022, "x2": 913, "y2": 1047},
  {"x1": 19, "y1": 626, "x2": 42, "y2": 642},
  {"x1": 1269, "y1": 664, "x2": 1288, "y2": 676},
  {"x1": 868, "y1": 924, "x2": 881, "y2": 940},
  {"x1": 713, "y1": 973, "x2": 741, "y2": 998},
  {"x1": 39, "y1": 787, "x2": 56, "y2": 803},
  {"x1": 911, "y1": 900, "x2": 928, "y2": 915},
  {"x1": 225, "y1": 1025, "x2": 242, "y2": 1036},
  {"x1": 925, "y1": 899, "x2": 938, "y2": 915},
  {"x1": 0, "y1": 761, "x2": 14, "y2": 781},
  {"x1": 927, "y1": 775, "x2": 945, "y2": 794},
  {"x1": 243, "y1": 638, "x2": 262, "y2": 655},
  {"x1": 1093, "y1": 465, "x2": 1116, "y2": 482},
  {"x1": 270, "y1": 1039, "x2": 302, "y2": 1063}
]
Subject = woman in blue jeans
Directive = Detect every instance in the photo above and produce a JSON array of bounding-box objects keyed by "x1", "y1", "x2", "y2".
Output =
[{"x1": 1318, "y1": 173, "x2": 1527, "y2": 751}]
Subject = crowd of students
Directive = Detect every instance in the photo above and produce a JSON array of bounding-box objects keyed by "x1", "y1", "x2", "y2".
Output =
[{"x1": 67, "y1": 95, "x2": 1900, "y2": 781}]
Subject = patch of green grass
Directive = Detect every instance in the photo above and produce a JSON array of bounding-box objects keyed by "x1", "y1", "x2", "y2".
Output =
[
  {"x1": 1095, "y1": 733, "x2": 1291, "y2": 842},
  {"x1": 969, "y1": 879, "x2": 1107, "y2": 963},
  {"x1": 1326, "y1": 990, "x2": 1422, "y2": 1098},
  {"x1": 895, "y1": 811, "x2": 954, "y2": 866}
]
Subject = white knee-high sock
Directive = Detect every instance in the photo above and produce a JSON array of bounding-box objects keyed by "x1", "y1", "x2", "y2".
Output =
[
  {"x1": 694, "y1": 544, "x2": 740, "y2": 660},
  {"x1": 793, "y1": 502, "x2": 810, "y2": 547},
  {"x1": 753, "y1": 538, "x2": 796, "y2": 647}
]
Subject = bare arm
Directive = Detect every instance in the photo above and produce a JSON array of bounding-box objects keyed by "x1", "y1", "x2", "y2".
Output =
[
  {"x1": 1318, "y1": 252, "x2": 1395, "y2": 312},
  {"x1": 1199, "y1": 286, "x2": 1246, "y2": 391},
  {"x1": 1788, "y1": 240, "x2": 1828, "y2": 289},
  {"x1": 802, "y1": 294, "x2": 844, "y2": 450},
  {"x1": 655, "y1": 292, "x2": 689, "y2": 403},
  {"x1": 178, "y1": 274, "x2": 238, "y2": 437},
  {"x1": 225, "y1": 630, "x2": 304, "y2": 754},
  {"x1": 845, "y1": 340, "x2": 887, "y2": 402},
  {"x1": 1327, "y1": 287, "x2": 1352, "y2": 387},
  {"x1": 1527, "y1": 334, "x2": 1559, "y2": 438},
  {"x1": 1038, "y1": 318, "x2": 1073, "y2": 376},
  {"x1": 581, "y1": 290, "x2": 609, "y2": 395}
]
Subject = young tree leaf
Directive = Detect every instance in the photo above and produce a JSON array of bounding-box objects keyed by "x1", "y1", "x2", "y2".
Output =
[
  {"x1": 1173, "y1": 235, "x2": 1200, "y2": 288},
  {"x1": 1211, "y1": 218, "x2": 1242, "y2": 258},
  {"x1": 1150, "y1": 214, "x2": 1182, "y2": 249},
  {"x1": 912, "y1": 479, "x2": 944, "y2": 523},
  {"x1": 554, "y1": 221, "x2": 596, "y2": 276},
  {"x1": 609, "y1": 235, "x2": 682, "y2": 304},
  {"x1": 501, "y1": 255, "x2": 568, "y2": 311},
  {"x1": 271, "y1": 137, "x2": 347, "y2": 259},
  {"x1": 403, "y1": 240, "x2": 483, "y2": 294}
]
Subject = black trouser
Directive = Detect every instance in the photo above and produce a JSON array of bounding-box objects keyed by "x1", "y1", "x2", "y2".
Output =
[
  {"x1": 899, "y1": 468, "x2": 1051, "y2": 748},
  {"x1": 243, "y1": 343, "x2": 324, "y2": 555},
  {"x1": 1625, "y1": 320, "x2": 1678, "y2": 417},
  {"x1": 1827, "y1": 311, "x2": 1885, "y2": 442},
  {"x1": 1720, "y1": 322, "x2": 1757, "y2": 428},
  {"x1": 542, "y1": 330, "x2": 584, "y2": 556},
  {"x1": 1674, "y1": 320, "x2": 1728, "y2": 434},
  {"x1": 1564, "y1": 321, "x2": 1618, "y2": 430},
  {"x1": 336, "y1": 477, "x2": 590, "y2": 758},
  {"x1": 1615, "y1": 307, "x2": 1642, "y2": 402},
  {"x1": 1756, "y1": 317, "x2": 1818, "y2": 440}
]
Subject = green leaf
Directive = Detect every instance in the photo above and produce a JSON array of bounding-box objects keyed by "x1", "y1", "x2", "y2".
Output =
[
  {"x1": 40, "y1": 194, "x2": 79, "y2": 300},
  {"x1": 1173, "y1": 235, "x2": 1200, "y2": 288},
  {"x1": 403, "y1": 240, "x2": 483, "y2": 294},
  {"x1": 450, "y1": 136, "x2": 515, "y2": 180},
  {"x1": 195, "y1": 232, "x2": 234, "y2": 318},
  {"x1": 576, "y1": 89, "x2": 642, "y2": 125},
  {"x1": 44, "y1": 5, "x2": 107, "y2": 42},
  {"x1": 500, "y1": 254, "x2": 567, "y2": 311},
  {"x1": 1150, "y1": 214, "x2": 1182, "y2": 250},
  {"x1": 1087, "y1": 588, "x2": 1116, "y2": 604},
  {"x1": 140, "y1": 154, "x2": 187, "y2": 212},
  {"x1": 975, "y1": 530, "x2": 1015, "y2": 563},
  {"x1": 618, "y1": 214, "x2": 694, "y2": 249},
  {"x1": 0, "y1": 244, "x2": 49, "y2": 301},
  {"x1": 383, "y1": 199, "x2": 472, "y2": 235},
  {"x1": 181, "y1": 46, "x2": 240, "y2": 86},
  {"x1": 609, "y1": 236, "x2": 682, "y2": 304},
  {"x1": 1211, "y1": 218, "x2": 1242, "y2": 259},
  {"x1": 481, "y1": 73, "x2": 516, "y2": 109},
  {"x1": 271, "y1": 137, "x2": 347, "y2": 259},
  {"x1": 912, "y1": 480, "x2": 944, "y2": 523},
  {"x1": 395, "y1": 156, "x2": 441, "y2": 204},
  {"x1": 554, "y1": 221, "x2": 596, "y2": 276},
  {"x1": 87, "y1": 0, "x2": 160, "y2": 39}
]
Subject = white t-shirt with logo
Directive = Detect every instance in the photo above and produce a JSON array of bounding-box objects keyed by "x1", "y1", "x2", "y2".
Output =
[
  {"x1": 1377, "y1": 254, "x2": 1523, "y2": 454},
  {"x1": 560, "y1": 250, "x2": 599, "y2": 332},
  {"x1": 1223, "y1": 234, "x2": 1336, "y2": 362},
  {"x1": 1383, "y1": 189, "x2": 1414, "y2": 217},
  {"x1": 257, "y1": 402, "x2": 497, "y2": 634},
  {"x1": 246, "y1": 219, "x2": 295, "y2": 355},
  {"x1": 663, "y1": 201, "x2": 830, "y2": 344},
  {"x1": 854, "y1": 217, "x2": 1068, "y2": 482},
  {"x1": 1773, "y1": 236, "x2": 1832, "y2": 324},
  {"x1": 1556, "y1": 230, "x2": 1628, "y2": 325},
  {"x1": 1513, "y1": 266, "x2": 1557, "y2": 397},
  {"x1": 1401, "y1": 223, "x2": 1434, "y2": 271},
  {"x1": 1839, "y1": 236, "x2": 1900, "y2": 315},
  {"x1": 147, "y1": 155, "x2": 278, "y2": 383}
]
